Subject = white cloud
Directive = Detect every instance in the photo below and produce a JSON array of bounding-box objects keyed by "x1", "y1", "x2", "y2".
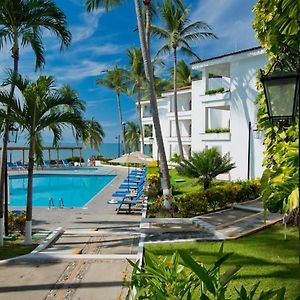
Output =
[{"x1": 71, "y1": 9, "x2": 104, "y2": 43}]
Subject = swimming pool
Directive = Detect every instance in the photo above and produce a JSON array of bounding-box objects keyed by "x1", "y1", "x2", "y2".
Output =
[{"x1": 9, "y1": 174, "x2": 115, "y2": 207}]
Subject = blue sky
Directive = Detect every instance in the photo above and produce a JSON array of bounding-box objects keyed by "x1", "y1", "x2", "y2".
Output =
[{"x1": 0, "y1": 0, "x2": 259, "y2": 145}]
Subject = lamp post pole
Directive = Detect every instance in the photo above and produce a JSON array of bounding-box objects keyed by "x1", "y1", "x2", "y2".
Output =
[
  {"x1": 122, "y1": 122, "x2": 126, "y2": 154},
  {"x1": 115, "y1": 135, "x2": 120, "y2": 157}
]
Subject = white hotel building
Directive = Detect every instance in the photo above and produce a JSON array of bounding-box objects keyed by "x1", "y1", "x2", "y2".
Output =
[{"x1": 141, "y1": 47, "x2": 268, "y2": 180}]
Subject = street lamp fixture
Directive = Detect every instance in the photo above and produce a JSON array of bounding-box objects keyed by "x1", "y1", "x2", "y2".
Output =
[
  {"x1": 260, "y1": 63, "x2": 299, "y2": 121},
  {"x1": 8, "y1": 125, "x2": 19, "y2": 143}
]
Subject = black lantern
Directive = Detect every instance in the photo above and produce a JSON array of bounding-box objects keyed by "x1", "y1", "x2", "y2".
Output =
[
  {"x1": 8, "y1": 125, "x2": 19, "y2": 143},
  {"x1": 260, "y1": 69, "x2": 299, "y2": 120}
]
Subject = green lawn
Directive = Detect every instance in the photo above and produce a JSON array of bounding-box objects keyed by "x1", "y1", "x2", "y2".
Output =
[
  {"x1": 0, "y1": 241, "x2": 36, "y2": 260},
  {"x1": 145, "y1": 225, "x2": 299, "y2": 299},
  {"x1": 169, "y1": 169, "x2": 202, "y2": 194}
]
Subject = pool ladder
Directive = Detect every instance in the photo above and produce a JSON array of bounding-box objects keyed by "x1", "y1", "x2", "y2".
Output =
[{"x1": 48, "y1": 197, "x2": 64, "y2": 209}]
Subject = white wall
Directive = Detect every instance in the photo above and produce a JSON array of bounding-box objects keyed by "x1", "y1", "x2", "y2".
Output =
[{"x1": 229, "y1": 54, "x2": 267, "y2": 180}]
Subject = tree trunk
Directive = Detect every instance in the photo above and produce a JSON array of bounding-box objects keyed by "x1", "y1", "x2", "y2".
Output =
[
  {"x1": 0, "y1": 37, "x2": 19, "y2": 247},
  {"x1": 203, "y1": 178, "x2": 210, "y2": 190},
  {"x1": 135, "y1": 0, "x2": 171, "y2": 209},
  {"x1": 24, "y1": 137, "x2": 35, "y2": 245},
  {"x1": 144, "y1": 1, "x2": 151, "y2": 51},
  {"x1": 116, "y1": 92, "x2": 126, "y2": 154},
  {"x1": 173, "y1": 47, "x2": 184, "y2": 159},
  {"x1": 137, "y1": 87, "x2": 145, "y2": 153}
]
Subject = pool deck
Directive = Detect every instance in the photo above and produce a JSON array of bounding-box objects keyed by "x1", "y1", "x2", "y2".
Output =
[{"x1": 0, "y1": 166, "x2": 143, "y2": 300}]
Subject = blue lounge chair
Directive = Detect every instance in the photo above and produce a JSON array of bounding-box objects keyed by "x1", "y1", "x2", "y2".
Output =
[
  {"x1": 15, "y1": 161, "x2": 25, "y2": 170},
  {"x1": 108, "y1": 189, "x2": 144, "y2": 214},
  {"x1": 7, "y1": 162, "x2": 15, "y2": 170}
]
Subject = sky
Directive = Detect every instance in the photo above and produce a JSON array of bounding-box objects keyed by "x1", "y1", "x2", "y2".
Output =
[{"x1": 0, "y1": 0, "x2": 259, "y2": 146}]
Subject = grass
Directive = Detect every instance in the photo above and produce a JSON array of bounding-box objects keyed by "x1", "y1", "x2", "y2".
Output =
[
  {"x1": 145, "y1": 224, "x2": 300, "y2": 299},
  {"x1": 0, "y1": 240, "x2": 36, "y2": 260},
  {"x1": 169, "y1": 168, "x2": 202, "y2": 194}
]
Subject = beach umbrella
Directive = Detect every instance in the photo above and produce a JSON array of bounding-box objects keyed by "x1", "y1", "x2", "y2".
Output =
[
  {"x1": 130, "y1": 151, "x2": 153, "y2": 161},
  {"x1": 109, "y1": 153, "x2": 146, "y2": 189},
  {"x1": 109, "y1": 153, "x2": 147, "y2": 164}
]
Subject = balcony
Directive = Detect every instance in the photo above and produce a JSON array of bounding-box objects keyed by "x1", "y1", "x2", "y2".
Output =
[
  {"x1": 201, "y1": 90, "x2": 230, "y2": 104},
  {"x1": 201, "y1": 132, "x2": 231, "y2": 141}
]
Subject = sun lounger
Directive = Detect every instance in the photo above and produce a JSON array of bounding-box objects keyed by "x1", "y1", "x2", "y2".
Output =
[{"x1": 108, "y1": 189, "x2": 144, "y2": 214}]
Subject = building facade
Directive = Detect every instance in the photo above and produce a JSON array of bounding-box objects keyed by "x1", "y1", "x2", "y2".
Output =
[{"x1": 141, "y1": 47, "x2": 268, "y2": 180}]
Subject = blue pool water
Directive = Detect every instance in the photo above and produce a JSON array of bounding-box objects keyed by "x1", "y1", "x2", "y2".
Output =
[{"x1": 9, "y1": 174, "x2": 115, "y2": 207}]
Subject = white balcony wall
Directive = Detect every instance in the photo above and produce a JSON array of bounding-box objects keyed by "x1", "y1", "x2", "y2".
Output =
[
  {"x1": 170, "y1": 120, "x2": 191, "y2": 137},
  {"x1": 170, "y1": 93, "x2": 192, "y2": 112},
  {"x1": 208, "y1": 77, "x2": 230, "y2": 91},
  {"x1": 142, "y1": 104, "x2": 152, "y2": 118},
  {"x1": 206, "y1": 108, "x2": 230, "y2": 130}
]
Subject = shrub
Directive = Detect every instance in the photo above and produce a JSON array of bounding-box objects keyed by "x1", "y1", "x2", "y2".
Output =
[
  {"x1": 205, "y1": 87, "x2": 225, "y2": 95},
  {"x1": 8, "y1": 211, "x2": 26, "y2": 234},
  {"x1": 147, "y1": 160, "x2": 158, "y2": 168},
  {"x1": 146, "y1": 173, "x2": 162, "y2": 200},
  {"x1": 175, "y1": 191, "x2": 208, "y2": 217},
  {"x1": 205, "y1": 128, "x2": 230, "y2": 134},
  {"x1": 204, "y1": 186, "x2": 227, "y2": 210}
]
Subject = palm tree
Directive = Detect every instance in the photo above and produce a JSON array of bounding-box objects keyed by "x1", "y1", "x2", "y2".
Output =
[
  {"x1": 152, "y1": 0, "x2": 216, "y2": 159},
  {"x1": 176, "y1": 148, "x2": 236, "y2": 190},
  {"x1": 0, "y1": 0, "x2": 71, "y2": 246},
  {"x1": 0, "y1": 75, "x2": 87, "y2": 244},
  {"x1": 127, "y1": 47, "x2": 146, "y2": 153},
  {"x1": 125, "y1": 122, "x2": 140, "y2": 152},
  {"x1": 84, "y1": 118, "x2": 105, "y2": 151},
  {"x1": 85, "y1": 0, "x2": 172, "y2": 209},
  {"x1": 169, "y1": 59, "x2": 199, "y2": 88},
  {"x1": 96, "y1": 66, "x2": 128, "y2": 154}
]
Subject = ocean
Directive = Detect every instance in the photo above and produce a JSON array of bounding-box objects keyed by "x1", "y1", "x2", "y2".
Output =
[
  {"x1": 7, "y1": 143, "x2": 152, "y2": 163},
  {"x1": 8, "y1": 143, "x2": 122, "y2": 163}
]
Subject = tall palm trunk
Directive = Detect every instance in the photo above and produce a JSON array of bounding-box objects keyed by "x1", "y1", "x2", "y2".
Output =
[
  {"x1": 24, "y1": 136, "x2": 35, "y2": 245},
  {"x1": 134, "y1": 0, "x2": 171, "y2": 209},
  {"x1": 0, "y1": 37, "x2": 19, "y2": 246},
  {"x1": 136, "y1": 87, "x2": 145, "y2": 153},
  {"x1": 173, "y1": 47, "x2": 184, "y2": 158},
  {"x1": 144, "y1": 0, "x2": 151, "y2": 51},
  {"x1": 116, "y1": 92, "x2": 126, "y2": 154}
]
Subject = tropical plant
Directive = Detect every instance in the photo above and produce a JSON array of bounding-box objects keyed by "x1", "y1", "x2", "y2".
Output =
[
  {"x1": 176, "y1": 148, "x2": 235, "y2": 189},
  {"x1": 127, "y1": 47, "x2": 145, "y2": 153},
  {"x1": 126, "y1": 244, "x2": 286, "y2": 299},
  {"x1": 83, "y1": 117, "x2": 105, "y2": 151},
  {"x1": 124, "y1": 121, "x2": 140, "y2": 152},
  {"x1": 86, "y1": 0, "x2": 172, "y2": 210},
  {"x1": 0, "y1": 0, "x2": 71, "y2": 246},
  {"x1": 152, "y1": 0, "x2": 216, "y2": 159},
  {"x1": 96, "y1": 66, "x2": 129, "y2": 153},
  {"x1": 252, "y1": 0, "x2": 299, "y2": 221},
  {"x1": 169, "y1": 59, "x2": 196, "y2": 88},
  {"x1": 0, "y1": 75, "x2": 86, "y2": 244}
]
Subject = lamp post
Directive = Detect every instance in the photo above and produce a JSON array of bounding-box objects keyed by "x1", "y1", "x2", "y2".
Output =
[
  {"x1": 5, "y1": 126, "x2": 19, "y2": 236},
  {"x1": 260, "y1": 61, "x2": 299, "y2": 231},
  {"x1": 122, "y1": 122, "x2": 126, "y2": 154},
  {"x1": 115, "y1": 135, "x2": 120, "y2": 157},
  {"x1": 148, "y1": 137, "x2": 154, "y2": 158}
]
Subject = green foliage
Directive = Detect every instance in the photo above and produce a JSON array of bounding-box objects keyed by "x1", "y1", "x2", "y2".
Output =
[
  {"x1": 83, "y1": 117, "x2": 105, "y2": 151},
  {"x1": 8, "y1": 211, "x2": 26, "y2": 234},
  {"x1": 205, "y1": 128, "x2": 230, "y2": 134},
  {"x1": 169, "y1": 60, "x2": 197, "y2": 87},
  {"x1": 124, "y1": 121, "x2": 140, "y2": 152},
  {"x1": 127, "y1": 244, "x2": 286, "y2": 299},
  {"x1": 205, "y1": 87, "x2": 225, "y2": 95},
  {"x1": 253, "y1": 0, "x2": 299, "y2": 215},
  {"x1": 173, "y1": 180, "x2": 261, "y2": 217},
  {"x1": 175, "y1": 191, "x2": 208, "y2": 217},
  {"x1": 176, "y1": 148, "x2": 236, "y2": 189},
  {"x1": 170, "y1": 153, "x2": 182, "y2": 164}
]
